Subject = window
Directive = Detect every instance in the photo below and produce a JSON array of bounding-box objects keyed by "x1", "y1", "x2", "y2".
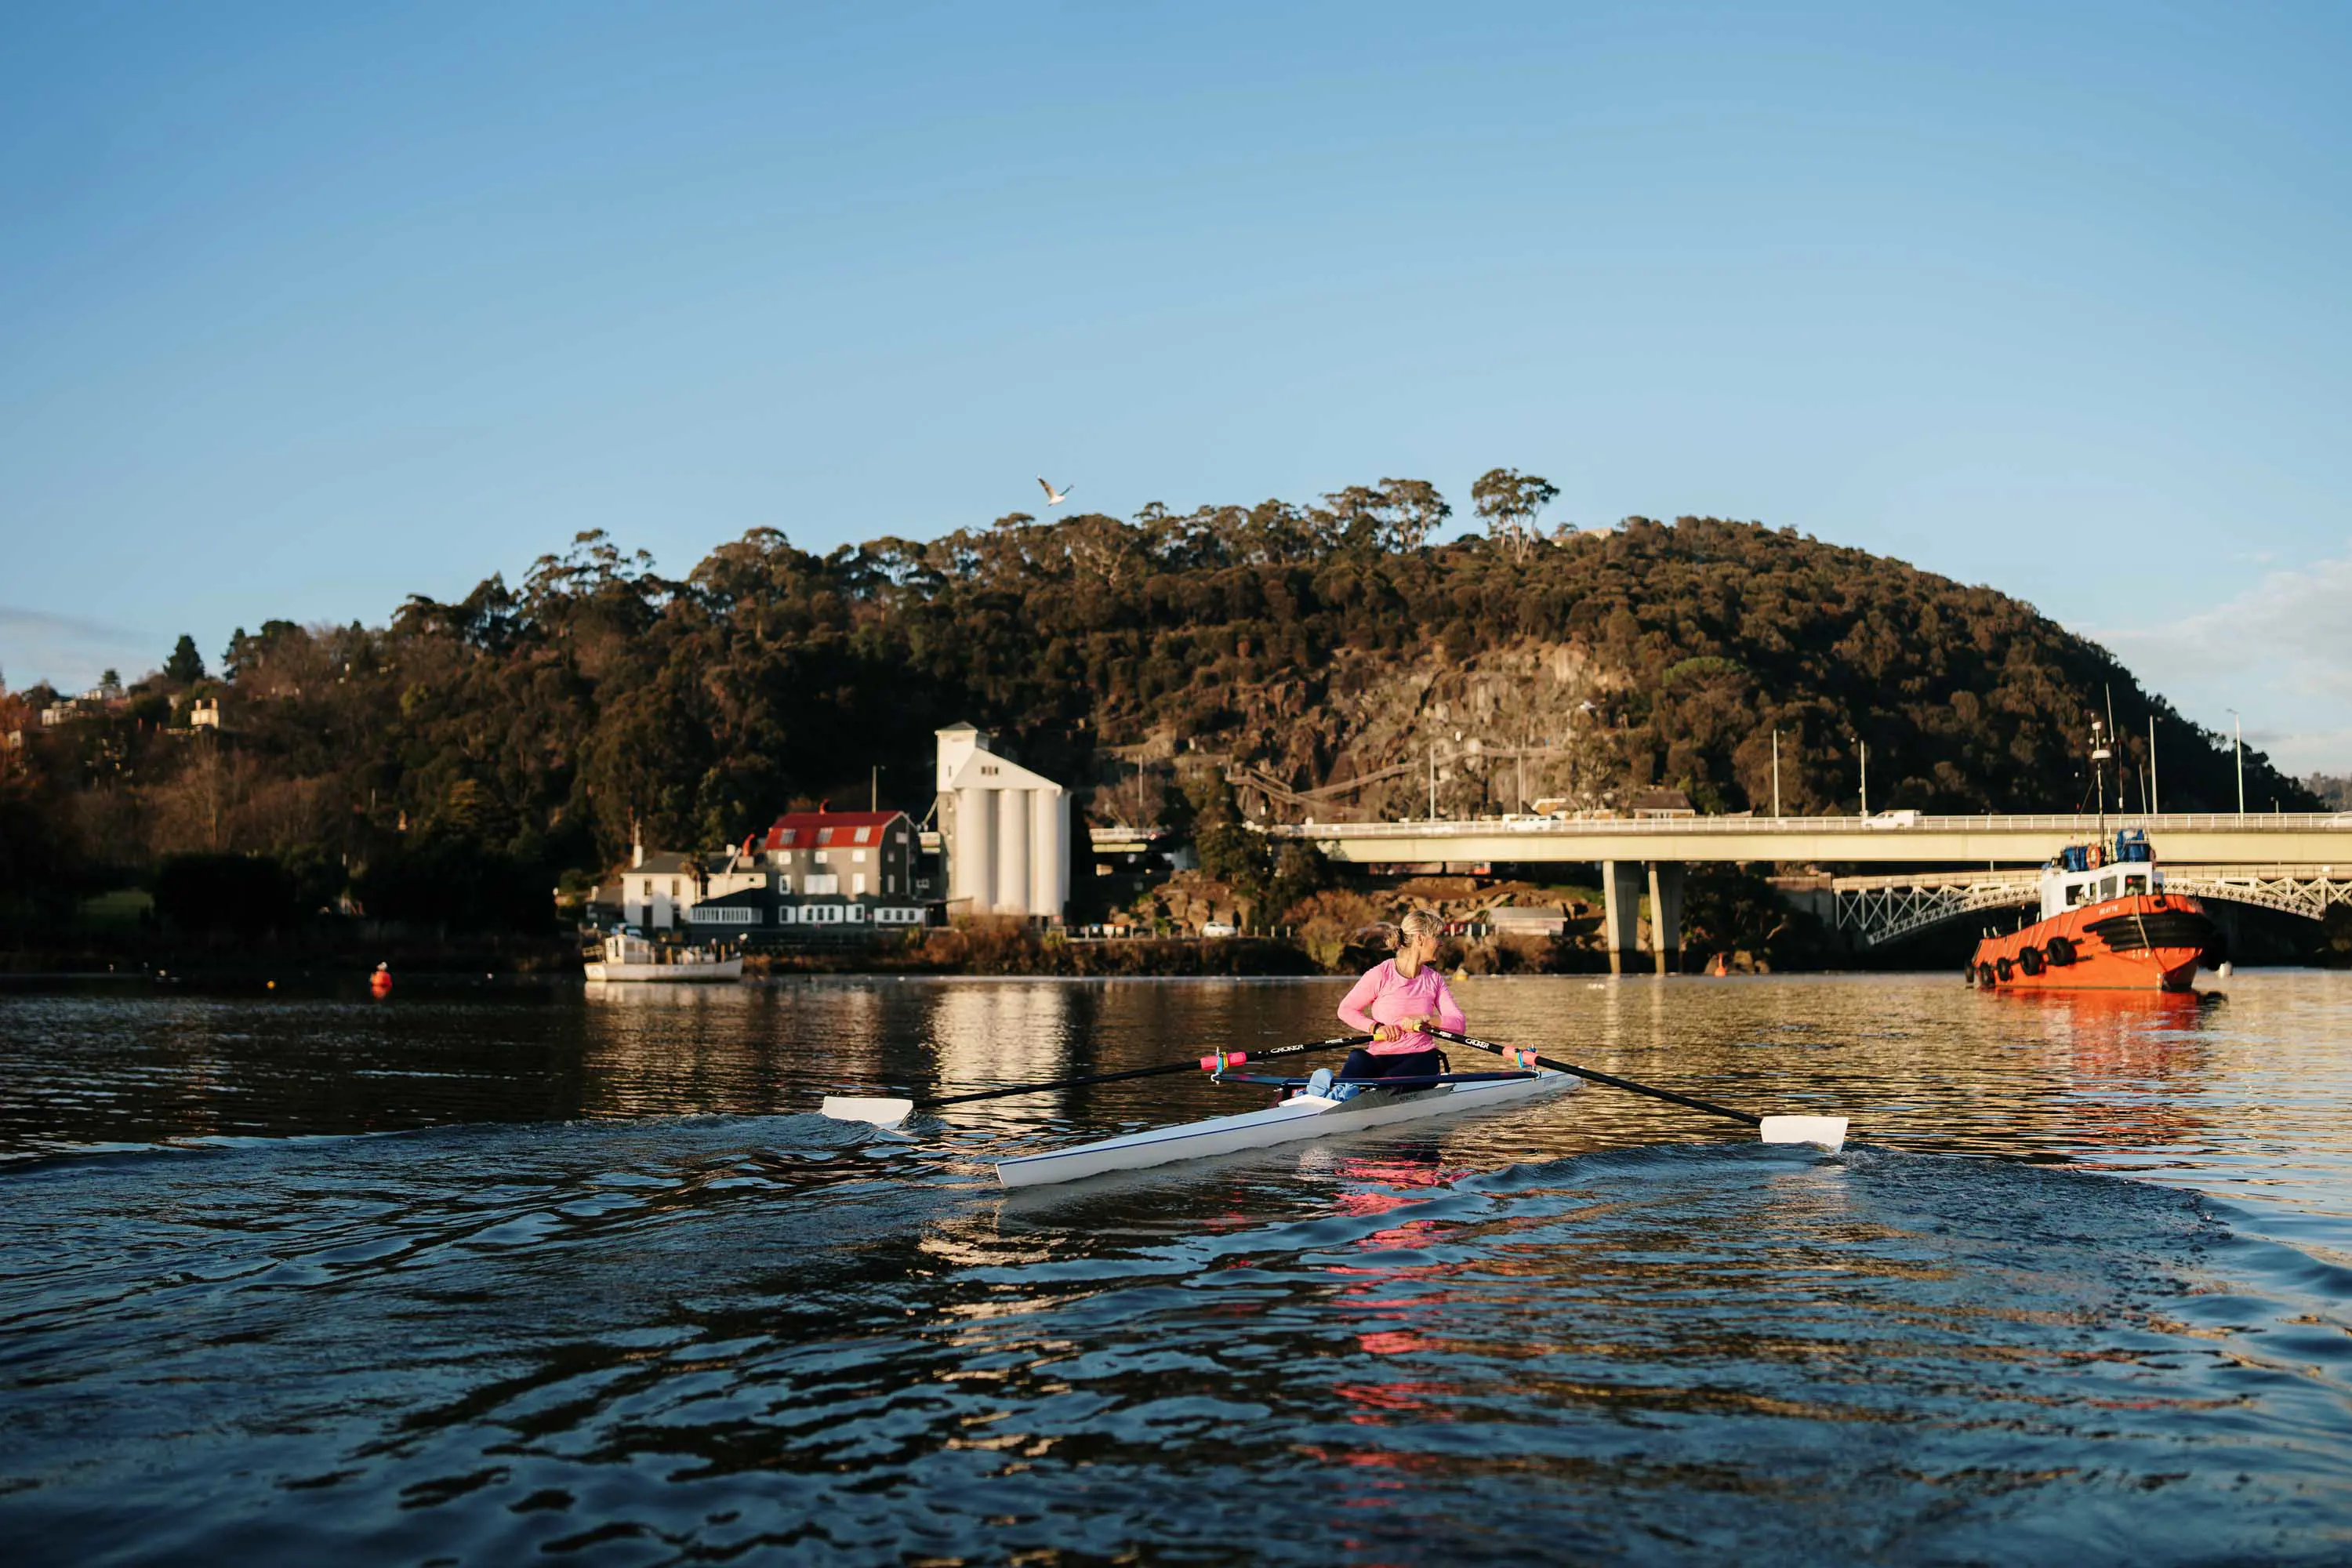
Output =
[
  {"x1": 2125, "y1": 874, "x2": 2146, "y2": 895},
  {"x1": 777, "y1": 874, "x2": 793, "y2": 894},
  {"x1": 885, "y1": 873, "x2": 895, "y2": 893},
  {"x1": 817, "y1": 828, "x2": 834, "y2": 845},
  {"x1": 853, "y1": 873, "x2": 866, "y2": 896},
  {"x1": 855, "y1": 826, "x2": 873, "y2": 844},
  {"x1": 851, "y1": 849, "x2": 866, "y2": 863},
  {"x1": 690, "y1": 906, "x2": 758, "y2": 925},
  {"x1": 670, "y1": 880, "x2": 680, "y2": 899},
  {"x1": 806, "y1": 873, "x2": 840, "y2": 895}
]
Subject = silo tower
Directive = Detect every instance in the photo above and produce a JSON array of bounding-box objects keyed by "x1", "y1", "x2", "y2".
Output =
[{"x1": 935, "y1": 723, "x2": 1069, "y2": 921}]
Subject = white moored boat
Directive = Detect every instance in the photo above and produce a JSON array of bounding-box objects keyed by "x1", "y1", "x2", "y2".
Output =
[
  {"x1": 584, "y1": 931, "x2": 744, "y2": 983},
  {"x1": 993, "y1": 1070, "x2": 1580, "y2": 1189}
]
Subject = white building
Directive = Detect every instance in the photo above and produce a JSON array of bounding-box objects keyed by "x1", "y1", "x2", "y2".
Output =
[
  {"x1": 620, "y1": 849, "x2": 702, "y2": 931},
  {"x1": 937, "y1": 722, "x2": 1069, "y2": 921}
]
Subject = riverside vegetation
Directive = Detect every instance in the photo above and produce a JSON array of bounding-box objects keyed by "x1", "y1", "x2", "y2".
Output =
[{"x1": 0, "y1": 486, "x2": 2326, "y2": 972}]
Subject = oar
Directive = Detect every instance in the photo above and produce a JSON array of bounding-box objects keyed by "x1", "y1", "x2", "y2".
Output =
[
  {"x1": 1428, "y1": 1028, "x2": 1848, "y2": 1149},
  {"x1": 821, "y1": 1033, "x2": 1373, "y2": 1127}
]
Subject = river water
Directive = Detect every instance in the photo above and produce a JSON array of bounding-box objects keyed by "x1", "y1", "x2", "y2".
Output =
[{"x1": 3, "y1": 972, "x2": 2350, "y2": 1565}]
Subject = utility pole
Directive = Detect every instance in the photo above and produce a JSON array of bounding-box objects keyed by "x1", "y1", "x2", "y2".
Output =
[
  {"x1": 869, "y1": 764, "x2": 880, "y2": 813},
  {"x1": 1772, "y1": 729, "x2": 1781, "y2": 818},
  {"x1": 2229, "y1": 708, "x2": 2244, "y2": 817},
  {"x1": 1853, "y1": 736, "x2": 1868, "y2": 818},
  {"x1": 2149, "y1": 714, "x2": 2159, "y2": 814},
  {"x1": 1428, "y1": 743, "x2": 1437, "y2": 822}
]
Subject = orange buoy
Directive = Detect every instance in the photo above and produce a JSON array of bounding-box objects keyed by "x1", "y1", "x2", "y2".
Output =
[{"x1": 368, "y1": 963, "x2": 392, "y2": 996}]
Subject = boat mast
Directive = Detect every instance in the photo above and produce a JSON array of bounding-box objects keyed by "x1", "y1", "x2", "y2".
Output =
[{"x1": 2090, "y1": 716, "x2": 2111, "y2": 837}]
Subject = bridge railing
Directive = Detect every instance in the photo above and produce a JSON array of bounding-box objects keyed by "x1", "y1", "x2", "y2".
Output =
[{"x1": 1831, "y1": 869, "x2": 2042, "y2": 892}]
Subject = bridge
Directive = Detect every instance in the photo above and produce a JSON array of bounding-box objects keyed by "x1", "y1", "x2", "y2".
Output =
[
  {"x1": 1257, "y1": 811, "x2": 2352, "y2": 971},
  {"x1": 1824, "y1": 864, "x2": 2352, "y2": 947}
]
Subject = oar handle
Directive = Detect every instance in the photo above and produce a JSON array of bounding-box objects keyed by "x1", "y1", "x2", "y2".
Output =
[
  {"x1": 1428, "y1": 1028, "x2": 1762, "y2": 1128},
  {"x1": 917, "y1": 1034, "x2": 1370, "y2": 1109}
]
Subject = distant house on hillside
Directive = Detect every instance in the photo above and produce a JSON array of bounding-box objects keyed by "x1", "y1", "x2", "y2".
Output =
[{"x1": 1627, "y1": 788, "x2": 1696, "y2": 819}]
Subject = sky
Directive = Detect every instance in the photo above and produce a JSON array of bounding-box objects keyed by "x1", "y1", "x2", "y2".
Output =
[{"x1": 2, "y1": 2, "x2": 2347, "y2": 773}]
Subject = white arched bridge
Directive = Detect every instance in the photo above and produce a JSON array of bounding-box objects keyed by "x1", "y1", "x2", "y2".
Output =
[{"x1": 1824, "y1": 864, "x2": 2352, "y2": 948}]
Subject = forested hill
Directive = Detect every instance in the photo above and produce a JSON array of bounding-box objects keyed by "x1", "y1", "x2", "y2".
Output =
[{"x1": 1, "y1": 502, "x2": 2314, "y2": 918}]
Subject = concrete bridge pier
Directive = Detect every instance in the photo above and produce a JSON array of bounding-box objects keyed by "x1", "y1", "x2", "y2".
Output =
[
  {"x1": 1601, "y1": 862, "x2": 1685, "y2": 974},
  {"x1": 1648, "y1": 862, "x2": 1685, "y2": 974},
  {"x1": 1602, "y1": 861, "x2": 1643, "y2": 975}
]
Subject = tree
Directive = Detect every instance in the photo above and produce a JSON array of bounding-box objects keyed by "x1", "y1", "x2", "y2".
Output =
[
  {"x1": 165, "y1": 634, "x2": 206, "y2": 685},
  {"x1": 1471, "y1": 468, "x2": 1560, "y2": 563},
  {"x1": 1320, "y1": 477, "x2": 1452, "y2": 553}
]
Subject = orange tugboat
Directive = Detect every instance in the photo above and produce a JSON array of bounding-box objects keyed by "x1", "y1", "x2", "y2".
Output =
[{"x1": 1969, "y1": 827, "x2": 2215, "y2": 993}]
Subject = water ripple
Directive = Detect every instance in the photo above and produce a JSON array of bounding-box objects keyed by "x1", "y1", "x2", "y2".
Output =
[{"x1": 3, "y1": 975, "x2": 2350, "y2": 1563}]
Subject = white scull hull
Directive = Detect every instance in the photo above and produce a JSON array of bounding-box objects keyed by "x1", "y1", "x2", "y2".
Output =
[{"x1": 995, "y1": 1070, "x2": 1580, "y2": 1189}]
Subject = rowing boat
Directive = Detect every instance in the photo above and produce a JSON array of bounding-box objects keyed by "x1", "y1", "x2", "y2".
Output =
[{"x1": 993, "y1": 1069, "x2": 1580, "y2": 1189}]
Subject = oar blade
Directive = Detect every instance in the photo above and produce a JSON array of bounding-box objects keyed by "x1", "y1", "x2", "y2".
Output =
[
  {"x1": 1759, "y1": 1114, "x2": 1847, "y2": 1150},
  {"x1": 822, "y1": 1095, "x2": 915, "y2": 1127}
]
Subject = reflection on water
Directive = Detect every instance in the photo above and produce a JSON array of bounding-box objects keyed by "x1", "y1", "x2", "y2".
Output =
[{"x1": 2, "y1": 973, "x2": 2350, "y2": 1564}]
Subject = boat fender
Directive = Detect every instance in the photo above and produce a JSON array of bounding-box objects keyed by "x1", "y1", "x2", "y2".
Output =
[
  {"x1": 2045, "y1": 936, "x2": 2077, "y2": 967},
  {"x1": 1975, "y1": 961, "x2": 1995, "y2": 986},
  {"x1": 1995, "y1": 956, "x2": 2014, "y2": 982},
  {"x1": 1200, "y1": 1051, "x2": 1250, "y2": 1073},
  {"x1": 2017, "y1": 946, "x2": 2045, "y2": 977}
]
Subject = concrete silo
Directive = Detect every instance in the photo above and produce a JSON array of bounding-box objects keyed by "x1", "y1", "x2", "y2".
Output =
[{"x1": 935, "y1": 723, "x2": 1069, "y2": 921}]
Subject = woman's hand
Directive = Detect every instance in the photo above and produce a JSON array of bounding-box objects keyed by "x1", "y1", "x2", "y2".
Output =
[{"x1": 1372, "y1": 1022, "x2": 1399, "y2": 1043}]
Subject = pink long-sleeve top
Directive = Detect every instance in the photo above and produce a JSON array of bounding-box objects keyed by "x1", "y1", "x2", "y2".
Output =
[{"x1": 1336, "y1": 960, "x2": 1467, "y2": 1055}]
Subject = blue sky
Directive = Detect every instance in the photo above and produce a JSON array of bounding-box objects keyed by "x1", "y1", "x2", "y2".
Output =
[{"x1": 3, "y1": 2, "x2": 2347, "y2": 771}]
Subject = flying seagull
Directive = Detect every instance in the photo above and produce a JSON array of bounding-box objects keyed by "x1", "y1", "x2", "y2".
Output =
[{"x1": 1037, "y1": 477, "x2": 1073, "y2": 506}]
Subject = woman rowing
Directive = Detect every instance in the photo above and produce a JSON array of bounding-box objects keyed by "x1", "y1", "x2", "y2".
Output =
[{"x1": 1333, "y1": 909, "x2": 1465, "y2": 1090}]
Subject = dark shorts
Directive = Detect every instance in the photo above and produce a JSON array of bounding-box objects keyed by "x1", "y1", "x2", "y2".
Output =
[{"x1": 1338, "y1": 1047, "x2": 1444, "y2": 1084}]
